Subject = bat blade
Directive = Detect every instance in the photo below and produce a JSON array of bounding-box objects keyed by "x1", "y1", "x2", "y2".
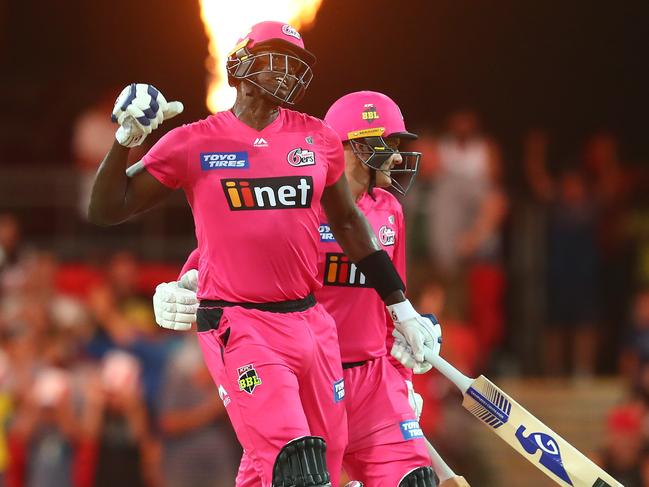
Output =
[{"x1": 464, "y1": 375, "x2": 622, "y2": 487}]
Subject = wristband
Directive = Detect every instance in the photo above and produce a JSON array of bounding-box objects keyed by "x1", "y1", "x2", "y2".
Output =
[{"x1": 356, "y1": 250, "x2": 405, "y2": 300}]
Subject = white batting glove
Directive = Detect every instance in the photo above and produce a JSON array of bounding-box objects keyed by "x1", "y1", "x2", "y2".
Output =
[
  {"x1": 178, "y1": 269, "x2": 198, "y2": 292},
  {"x1": 388, "y1": 301, "x2": 442, "y2": 363},
  {"x1": 111, "y1": 83, "x2": 184, "y2": 148},
  {"x1": 392, "y1": 330, "x2": 434, "y2": 374},
  {"x1": 405, "y1": 380, "x2": 424, "y2": 420},
  {"x1": 153, "y1": 280, "x2": 197, "y2": 331}
]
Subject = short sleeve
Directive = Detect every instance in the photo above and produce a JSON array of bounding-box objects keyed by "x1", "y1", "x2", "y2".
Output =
[
  {"x1": 142, "y1": 126, "x2": 189, "y2": 189},
  {"x1": 322, "y1": 125, "x2": 345, "y2": 187},
  {"x1": 178, "y1": 248, "x2": 200, "y2": 280}
]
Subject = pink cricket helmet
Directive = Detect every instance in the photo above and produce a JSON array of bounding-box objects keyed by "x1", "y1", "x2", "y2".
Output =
[{"x1": 324, "y1": 91, "x2": 417, "y2": 142}]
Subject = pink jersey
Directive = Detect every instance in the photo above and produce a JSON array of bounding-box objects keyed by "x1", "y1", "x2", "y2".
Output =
[
  {"x1": 143, "y1": 108, "x2": 344, "y2": 302},
  {"x1": 314, "y1": 188, "x2": 407, "y2": 366}
]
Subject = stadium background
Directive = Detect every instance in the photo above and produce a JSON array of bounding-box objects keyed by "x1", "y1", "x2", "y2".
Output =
[{"x1": 1, "y1": 0, "x2": 649, "y2": 485}]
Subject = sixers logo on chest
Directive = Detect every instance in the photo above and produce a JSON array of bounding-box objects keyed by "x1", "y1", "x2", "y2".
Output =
[{"x1": 378, "y1": 225, "x2": 395, "y2": 246}]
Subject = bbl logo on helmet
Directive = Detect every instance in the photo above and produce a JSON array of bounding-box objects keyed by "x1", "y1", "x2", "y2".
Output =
[
  {"x1": 362, "y1": 103, "x2": 380, "y2": 124},
  {"x1": 237, "y1": 364, "x2": 262, "y2": 394}
]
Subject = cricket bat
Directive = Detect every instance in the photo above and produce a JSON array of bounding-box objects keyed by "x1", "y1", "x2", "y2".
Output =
[{"x1": 425, "y1": 351, "x2": 622, "y2": 487}]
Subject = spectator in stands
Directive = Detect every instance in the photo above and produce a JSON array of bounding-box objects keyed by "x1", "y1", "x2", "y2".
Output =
[
  {"x1": 620, "y1": 287, "x2": 649, "y2": 387},
  {"x1": 84, "y1": 252, "x2": 176, "y2": 413},
  {"x1": 158, "y1": 337, "x2": 239, "y2": 487},
  {"x1": 79, "y1": 351, "x2": 153, "y2": 487},
  {"x1": 545, "y1": 166, "x2": 601, "y2": 378},
  {"x1": 7, "y1": 366, "x2": 77, "y2": 487},
  {"x1": 424, "y1": 110, "x2": 507, "y2": 358},
  {"x1": 599, "y1": 403, "x2": 645, "y2": 486}
]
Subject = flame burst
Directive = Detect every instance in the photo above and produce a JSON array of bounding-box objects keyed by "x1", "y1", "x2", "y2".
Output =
[{"x1": 199, "y1": 0, "x2": 323, "y2": 113}]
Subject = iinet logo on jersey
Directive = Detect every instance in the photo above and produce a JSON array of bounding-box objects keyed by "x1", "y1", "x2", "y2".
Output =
[
  {"x1": 221, "y1": 176, "x2": 313, "y2": 211},
  {"x1": 323, "y1": 253, "x2": 369, "y2": 287}
]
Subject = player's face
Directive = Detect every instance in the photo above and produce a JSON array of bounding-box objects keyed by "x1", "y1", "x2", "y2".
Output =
[
  {"x1": 248, "y1": 48, "x2": 306, "y2": 99},
  {"x1": 375, "y1": 137, "x2": 402, "y2": 188}
]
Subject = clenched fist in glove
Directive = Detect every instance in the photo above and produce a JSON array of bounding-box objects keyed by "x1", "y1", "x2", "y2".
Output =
[
  {"x1": 388, "y1": 303, "x2": 441, "y2": 371},
  {"x1": 153, "y1": 270, "x2": 198, "y2": 331},
  {"x1": 112, "y1": 83, "x2": 184, "y2": 148}
]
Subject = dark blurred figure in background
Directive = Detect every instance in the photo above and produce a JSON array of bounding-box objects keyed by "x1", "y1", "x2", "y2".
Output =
[
  {"x1": 522, "y1": 133, "x2": 603, "y2": 377},
  {"x1": 545, "y1": 166, "x2": 601, "y2": 378},
  {"x1": 424, "y1": 110, "x2": 507, "y2": 364},
  {"x1": 84, "y1": 251, "x2": 178, "y2": 415},
  {"x1": 158, "y1": 337, "x2": 239, "y2": 487},
  {"x1": 79, "y1": 351, "x2": 153, "y2": 487},
  {"x1": 620, "y1": 287, "x2": 649, "y2": 389},
  {"x1": 7, "y1": 368, "x2": 76, "y2": 487}
]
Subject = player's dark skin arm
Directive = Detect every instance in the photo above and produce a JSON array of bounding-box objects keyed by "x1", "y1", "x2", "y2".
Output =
[
  {"x1": 322, "y1": 175, "x2": 405, "y2": 305},
  {"x1": 87, "y1": 141, "x2": 172, "y2": 225}
]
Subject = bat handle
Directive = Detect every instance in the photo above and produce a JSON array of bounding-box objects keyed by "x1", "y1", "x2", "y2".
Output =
[
  {"x1": 426, "y1": 439, "x2": 456, "y2": 482},
  {"x1": 424, "y1": 351, "x2": 473, "y2": 394}
]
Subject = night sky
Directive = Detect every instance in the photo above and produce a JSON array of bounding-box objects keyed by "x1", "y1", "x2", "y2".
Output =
[{"x1": 1, "y1": 0, "x2": 648, "y2": 165}]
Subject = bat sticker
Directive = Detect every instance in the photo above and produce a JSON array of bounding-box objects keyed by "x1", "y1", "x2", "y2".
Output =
[{"x1": 515, "y1": 426, "x2": 573, "y2": 485}]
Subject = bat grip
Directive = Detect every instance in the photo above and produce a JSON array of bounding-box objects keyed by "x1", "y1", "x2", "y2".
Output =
[{"x1": 424, "y1": 351, "x2": 473, "y2": 393}]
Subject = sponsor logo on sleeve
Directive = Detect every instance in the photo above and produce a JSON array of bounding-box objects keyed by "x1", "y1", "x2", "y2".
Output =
[
  {"x1": 201, "y1": 151, "x2": 249, "y2": 169},
  {"x1": 378, "y1": 225, "x2": 396, "y2": 246},
  {"x1": 399, "y1": 419, "x2": 424, "y2": 440},
  {"x1": 333, "y1": 378, "x2": 345, "y2": 403},
  {"x1": 237, "y1": 364, "x2": 262, "y2": 394},
  {"x1": 287, "y1": 148, "x2": 316, "y2": 167},
  {"x1": 319, "y1": 224, "x2": 336, "y2": 242},
  {"x1": 221, "y1": 176, "x2": 313, "y2": 210},
  {"x1": 323, "y1": 253, "x2": 369, "y2": 288},
  {"x1": 515, "y1": 426, "x2": 573, "y2": 485}
]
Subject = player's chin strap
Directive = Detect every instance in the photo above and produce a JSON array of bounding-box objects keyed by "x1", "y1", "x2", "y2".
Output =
[
  {"x1": 398, "y1": 466, "x2": 439, "y2": 487},
  {"x1": 272, "y1": 436, "x2": 332, "y2": 487}
]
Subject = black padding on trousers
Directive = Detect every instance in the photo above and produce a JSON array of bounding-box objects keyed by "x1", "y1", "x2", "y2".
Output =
[
  {"x1": 272, "y1": 436, "x2": 332, "y2": 487},
  {"x1": 398, "y1": 466, "x2": 439, "y2": 487}
]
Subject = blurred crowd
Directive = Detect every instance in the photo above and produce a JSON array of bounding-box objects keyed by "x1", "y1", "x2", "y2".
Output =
[
  {"x1": 0, "y1": 231, "x2": 240, "y2": 487},
  {"x1": 2, "y1": 104, "x2": 649, "y2": 486}
]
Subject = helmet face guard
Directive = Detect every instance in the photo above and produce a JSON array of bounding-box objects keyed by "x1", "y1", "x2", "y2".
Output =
[
  {"x1": 349, "y1": 136, "x2": 421, "y2": 196},
  {"x1": 227, "y1": 46, "x2": 314, "y2": 105}
]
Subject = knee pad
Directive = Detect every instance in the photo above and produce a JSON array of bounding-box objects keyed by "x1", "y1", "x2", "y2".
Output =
[
  {"x1": 398, "y1": 466, "x2": 439, "y2": 487},
  {"x1": 272, "y1": 436, "x2": 332, "y2": 487}
]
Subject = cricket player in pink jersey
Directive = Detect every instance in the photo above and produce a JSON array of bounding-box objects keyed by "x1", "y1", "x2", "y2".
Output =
[
  {"x1": 155, "y1": 92, "x2": 468, "y2": 487},
  {"x1": 88, "y1": 21, "x2": 441, "y2": 487}
]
